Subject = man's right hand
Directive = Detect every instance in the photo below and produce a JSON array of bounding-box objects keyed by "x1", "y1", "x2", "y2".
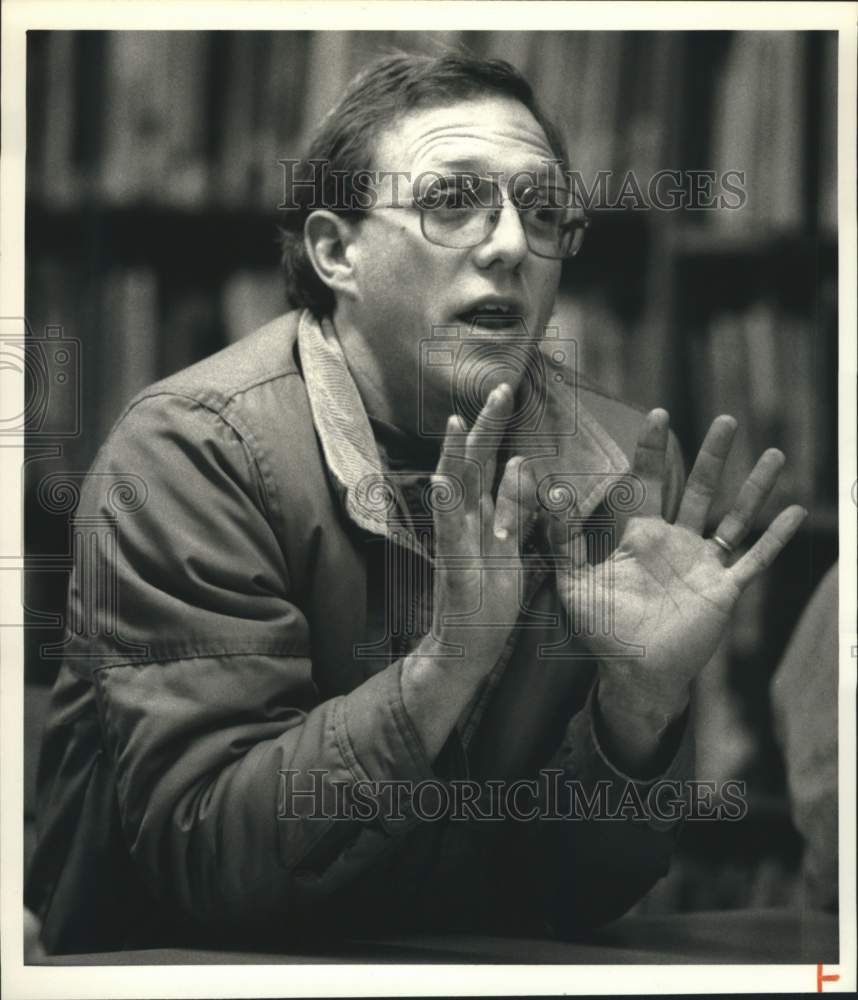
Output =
[
  {"x1": 401, "y1": 383, "x2": 537, "y2": 761},
  {"x1": 428, "y1": 382, "x2": 537, "y2": 670}
]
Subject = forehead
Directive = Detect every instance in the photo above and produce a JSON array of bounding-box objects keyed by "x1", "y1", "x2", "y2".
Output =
[{"x1": 371, "y1": 95, "x2": 558, "y2": 177}]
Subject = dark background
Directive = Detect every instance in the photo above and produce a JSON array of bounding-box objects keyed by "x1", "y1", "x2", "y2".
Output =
[{"x1": 23, "y1": 30, "x2": 839, "y2": 912}]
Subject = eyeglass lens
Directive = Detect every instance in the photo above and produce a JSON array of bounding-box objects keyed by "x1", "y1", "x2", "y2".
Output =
[{"x1": 418, "y1": 174, "x2": 587, "y2": 259}]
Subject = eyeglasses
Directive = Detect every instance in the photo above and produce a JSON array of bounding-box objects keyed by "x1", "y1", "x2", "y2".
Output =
[{"x1": 412, "y1": 173, "x2": 589, "y2": 260}]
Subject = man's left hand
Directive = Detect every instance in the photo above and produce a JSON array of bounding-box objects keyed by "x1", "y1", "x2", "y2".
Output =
[{"x1": 547, "y1": 409, "x2": 806, "y2": 769}]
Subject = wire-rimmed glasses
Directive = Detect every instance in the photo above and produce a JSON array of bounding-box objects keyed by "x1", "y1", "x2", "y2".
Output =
[{"x1": 413, "y1": 172, "x2": 589, "y2": 260}]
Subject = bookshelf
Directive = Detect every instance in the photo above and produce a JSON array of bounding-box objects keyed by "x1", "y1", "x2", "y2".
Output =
[{"x1": 24, "y1": 29, "x2": 839, "y2": 910}]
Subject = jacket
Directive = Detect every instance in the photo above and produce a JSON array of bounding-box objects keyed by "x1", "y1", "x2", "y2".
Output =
[{"x1": 26, "y1": 309, "x2": 693, "y2": 954}]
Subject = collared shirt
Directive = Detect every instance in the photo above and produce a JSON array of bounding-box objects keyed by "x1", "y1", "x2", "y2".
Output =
[
  {"x1": 298, "y1": 311, "x2": 634, "y2": 555},
  {"x1": 297, "y1": 311, "x2": 687, "y2": 771}
]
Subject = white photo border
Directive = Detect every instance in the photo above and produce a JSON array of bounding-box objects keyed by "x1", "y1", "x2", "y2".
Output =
[{"x1": 2, "y1": 2, "x2": 855, "y2": 997}]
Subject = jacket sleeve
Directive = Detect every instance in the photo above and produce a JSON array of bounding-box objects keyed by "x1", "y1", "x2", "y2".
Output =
[
  {"x1": 531, "y1": 686, "x2": 694, "y2": 936},
  {"x1": 508, "y1": 427, "x2": 693, "y2": 936},
  {"x1": 83, "y1": 393, "x2": 435, "y2": 932}
]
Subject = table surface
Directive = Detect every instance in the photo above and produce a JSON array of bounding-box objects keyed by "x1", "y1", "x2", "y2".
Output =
[{"x1": 35, "y1": 909, "x2": 839, "y2": 966}]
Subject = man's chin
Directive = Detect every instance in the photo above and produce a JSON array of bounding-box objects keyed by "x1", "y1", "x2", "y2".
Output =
[
  {"x1": 447, "y1": 366, "x2": 531, "y2": 432},
  {"x1": 418, "y1": 332, "x2": 539, "y2": 433},
  {"x1": 472, "y1": 370, "x2": 526, "y2": 404}
]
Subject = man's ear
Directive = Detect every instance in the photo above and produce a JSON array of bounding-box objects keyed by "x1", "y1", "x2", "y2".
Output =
[{"x1": 303, "y1": 211, "x2": 360, "y2": 301}]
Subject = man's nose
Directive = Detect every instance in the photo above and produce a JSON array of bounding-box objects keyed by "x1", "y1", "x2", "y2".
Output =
[{"x1": 472, "y1": 202, "x2": 529, "y2": 269}]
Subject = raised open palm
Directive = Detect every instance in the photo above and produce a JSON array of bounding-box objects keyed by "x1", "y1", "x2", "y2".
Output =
[{"x1": 549, "y1": 410, "x2": 807, "y2": 712}]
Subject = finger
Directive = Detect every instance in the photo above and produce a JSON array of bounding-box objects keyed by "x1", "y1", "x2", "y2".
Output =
[
  {"x1": 713, "y1": 448, "x2": 785, "y2": 550},
  {"x1": 493, "y1": 455, "x2": 537, "y2": 548},
  {"x1": 466, "y1": 382, "x2": 514, "y2": 500},
  {"x1": 435, "y1": 412, "x2": 477, "y2": 505},
  {"x1": 631, "y1": 408, "x2": 669, "y2": 518},
  {"x1": 675, "y1": 414, "x2": 738, "y2": 533},
  {"x1": 435, "y1": 413, "x2": 466, "y2": 475},
  {"x1": 729, "y1": 505, "x2": 807, "y2": 591},
  {"x1": 431, "y1": 415, "x2": 468, "y2": 549}
]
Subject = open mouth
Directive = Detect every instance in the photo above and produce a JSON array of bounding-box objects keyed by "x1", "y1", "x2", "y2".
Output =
[{"x1": 456, "y1": 302, "x2": 525, "y2": 332}]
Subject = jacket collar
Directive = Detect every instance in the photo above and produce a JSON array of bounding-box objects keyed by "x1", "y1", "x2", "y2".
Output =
[{"x1": 297, "y1": 309, "x2": 631, "y2": 546}]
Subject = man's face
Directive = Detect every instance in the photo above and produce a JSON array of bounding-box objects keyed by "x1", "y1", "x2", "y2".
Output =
[{"x1": 342, "y1": 95, "x2": 564, "y2": 432}]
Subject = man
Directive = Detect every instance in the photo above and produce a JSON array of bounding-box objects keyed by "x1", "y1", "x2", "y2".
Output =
[{"x1": 26, "y1": 52, "x2": 805, "y2": 955}]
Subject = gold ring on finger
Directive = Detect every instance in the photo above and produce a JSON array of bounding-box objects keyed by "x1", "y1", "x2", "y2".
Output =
[{"x1": 710, "y1": 534, "x2": 734, "y2": 557}]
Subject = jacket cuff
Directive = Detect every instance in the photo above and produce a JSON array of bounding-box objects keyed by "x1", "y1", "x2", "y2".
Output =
[
  {"x1": 564, "y1": 682, "x2": 695, "y2": 832},
  {"x1": 336, "y1": 659, "x2": 437, "y2": 833}
]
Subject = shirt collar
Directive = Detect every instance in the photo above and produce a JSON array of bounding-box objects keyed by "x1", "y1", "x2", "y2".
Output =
[{"x1": 297, "y1": 309, "x2": 631, "y2": 543}]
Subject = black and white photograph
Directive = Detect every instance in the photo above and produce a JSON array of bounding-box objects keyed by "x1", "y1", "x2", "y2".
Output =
[{"x1": 2, "y1": 1, "x2": 855, "y2": 996}]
